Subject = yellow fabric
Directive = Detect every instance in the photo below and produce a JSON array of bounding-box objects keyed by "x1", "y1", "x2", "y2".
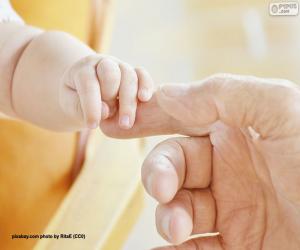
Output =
[
  {"x1": 0, "y1": 121, "x2": 76, "y2": 250},
  {"x1": 0, "y1": 1, "x2": 90, "y2": 249},
  {"x1": 11, "y1": 0, "x2": 90, "y2": 42},
  {"x1": 33, "y1": 132, "x2": 144, "y2": 250}
]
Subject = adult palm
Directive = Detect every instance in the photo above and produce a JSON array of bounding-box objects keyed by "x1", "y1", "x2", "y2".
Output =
[{"x1": 101, "y1": 74, "x2": 300, "y2": 250}]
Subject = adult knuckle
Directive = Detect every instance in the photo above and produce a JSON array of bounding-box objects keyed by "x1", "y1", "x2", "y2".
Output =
[
  {"x1": 160, "y1": 138, "x2": 182, "y2": 152},
  {"x1": 203, "y1": 73, "x2": 237, "y2": 93}
]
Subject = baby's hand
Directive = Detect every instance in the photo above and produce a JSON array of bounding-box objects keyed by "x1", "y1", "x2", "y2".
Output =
[{"x1": 60, "y1": 55, "x2": 153, "y2": 129}]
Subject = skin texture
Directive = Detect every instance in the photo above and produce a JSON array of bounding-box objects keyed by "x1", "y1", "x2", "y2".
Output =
[
  {"x1": 101, "y1": 74, "x2": 300, "y2": 250},
  {"x1": 0, "y1": 23, "x2": 153, "y2": 130}
]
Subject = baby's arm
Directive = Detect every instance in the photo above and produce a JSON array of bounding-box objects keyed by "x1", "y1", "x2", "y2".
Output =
[
  {"x1": 0, "y1": 3, "x2": 153, "y2": 131},
  {"x1": 0, "y1": 23, "x2": 93, "y2": 130}
]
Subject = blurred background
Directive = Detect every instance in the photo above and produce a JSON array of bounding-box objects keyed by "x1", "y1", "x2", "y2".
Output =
[{"x1": 111, "y1": 0, "x2": 300, "y2": 84}]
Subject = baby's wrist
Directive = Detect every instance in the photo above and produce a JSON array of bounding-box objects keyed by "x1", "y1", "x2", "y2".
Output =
[{"x1": 11, "y1": 30, "x2": 96, "y2": 130}]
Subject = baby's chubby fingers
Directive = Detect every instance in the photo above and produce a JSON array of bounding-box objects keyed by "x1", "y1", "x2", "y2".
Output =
[
  {"x1": 96, "y1": 58, "x2": 153, "y2": 126},
  {"x1": 96, "y1": 57, "x2": 121, "y2": 117},
  {"x1": 118, "y1": 63, "x2": 139, "y2": 129},
  {"x1": 136, "y1": 67, "x2": 154, "y2": 102},
  {"x1": 61, "y1": 53, "x2": 154, "y2": 130},
  {"x1": 61, "y1": 55, "x2": 109, "y2": 129}
]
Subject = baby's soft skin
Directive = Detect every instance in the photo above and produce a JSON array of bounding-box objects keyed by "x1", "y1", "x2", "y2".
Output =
[{"x1": 0, "y1": 22, "x2": 153, "y2": 131}]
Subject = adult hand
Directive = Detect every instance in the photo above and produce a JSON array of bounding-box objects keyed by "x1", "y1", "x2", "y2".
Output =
[{"x1": 101, "y1": 74, "x2": 300, "y2": 249}]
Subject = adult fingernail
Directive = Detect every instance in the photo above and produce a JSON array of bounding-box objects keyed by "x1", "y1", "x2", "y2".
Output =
[
  {"x1": 89, "y1": 122, "x2": 98, "y2": 129},
  {"x1": 139, "y1": 89, "x2": 151, "y2": 101},
  {"x1": 161, "y1": 213, "x2": 172, "y2": 240},
  {"x1": 160, "y1": 84, "x2": 189, "y2": 97},
  {"x1": 119, "y1": 115, "x2": 131, "y2": 129},
  {"x1": 145, "y1": 173, "x2": 153, "y2": 196}
]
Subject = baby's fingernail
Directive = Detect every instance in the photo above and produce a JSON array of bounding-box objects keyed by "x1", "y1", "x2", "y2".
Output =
[
  {"x1": 139, "y1": 89, "x2": 151, "y2": 101},
  {"x1": 119, "y1": 115, "x2": 131, "y2": 129},
  {"x1": 160, "y1": 84, "x2": 189, "y2": 97},
  {"x1": 161, "y1": 213, "x2": 172, "y2": 240}
]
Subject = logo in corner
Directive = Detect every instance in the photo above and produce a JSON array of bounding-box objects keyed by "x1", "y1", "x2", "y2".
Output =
[{"x1": 269, "y1": 1, "x2": 299, "y2": 16}]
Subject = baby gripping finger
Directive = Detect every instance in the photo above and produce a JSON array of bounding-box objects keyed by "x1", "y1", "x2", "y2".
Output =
[
  {"x1": 118, "y1": 63, "x2": 138, "y2": 129},
  {"x1": 63, "y1": 56, "x2": 102, "y2": 128},
  {"x1": 136, "y1": 67, "x2": 154, "y2": 102},
  {"x1": 96, "y1": 58, "x2": 121, "y2": 117}
]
